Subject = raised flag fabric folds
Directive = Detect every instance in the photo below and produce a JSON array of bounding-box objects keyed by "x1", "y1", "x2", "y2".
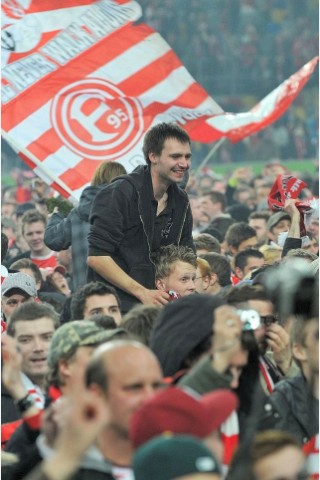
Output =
[{"x1": 1, "y1": 0, "x2": 100, "y2": 66}]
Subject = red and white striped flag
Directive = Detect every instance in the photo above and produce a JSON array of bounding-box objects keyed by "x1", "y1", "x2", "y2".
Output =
[
  {"x1": 2, "y1": 0, "x2": 318, "y2": 199},
  {"x1": 1, "y1": 0, "x2": 101, "y2": 67},
  {"x1": 1, "y1": 10, "x2": 222, "y2": 199},
  {"x1": 207, "y1": 55, "x2": 319, "y2": 143}
]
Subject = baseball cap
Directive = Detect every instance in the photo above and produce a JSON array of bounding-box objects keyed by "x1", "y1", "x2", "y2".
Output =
[
  {"x1": 47, "y1": 320, "x2": 126, "y2": 367},
  {"x1": 266, "y1": 211, "x2": 291, "y2": 232},
  {"x1": 52, "y1": 265, "x2": 66, "y2": 276},
  {"x1": 2, "y1": 272, "x2": 37, "y2": 297},
  {"x1": 133, "y1": 434, "x2": 222, "y2": 480},
  {"x1": 130, "y1": 387, "x2": 238, "y2": 449}
]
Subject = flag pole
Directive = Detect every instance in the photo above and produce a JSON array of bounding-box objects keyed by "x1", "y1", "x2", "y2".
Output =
[{"x1": 194, "y1": 137, "x2": 226, "y2": 176}]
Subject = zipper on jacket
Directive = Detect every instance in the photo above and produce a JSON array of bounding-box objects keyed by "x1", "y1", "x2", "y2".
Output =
[
  {"x1": 137, "y1": 191, "x2": 156, "y2": 272},
  {"x1": 177, "y1": 201, "x2": 189, "y2": 243}
]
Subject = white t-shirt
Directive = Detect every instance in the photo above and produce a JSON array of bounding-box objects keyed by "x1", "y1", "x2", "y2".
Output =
[{"x1": 112, "y1": 465, "x2": 134, "y2": 480}]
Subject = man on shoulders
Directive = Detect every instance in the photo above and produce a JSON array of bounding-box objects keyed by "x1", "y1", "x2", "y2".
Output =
[{"x1": 87, "y1": 122, "x2": 194, "y2": 313}]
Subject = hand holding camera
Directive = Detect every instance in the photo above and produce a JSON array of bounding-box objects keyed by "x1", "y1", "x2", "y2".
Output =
[{"x1": 265, "y1": 323, "x2": 292, "y2": 374}]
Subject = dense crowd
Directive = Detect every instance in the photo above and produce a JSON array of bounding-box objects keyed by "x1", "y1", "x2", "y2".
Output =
[
  {"x1": 1, "y1": 119, "x2": 319, "y2": 480},
  {"x1": 0, "y1": 3, "x2": 319, "y2": 479}
]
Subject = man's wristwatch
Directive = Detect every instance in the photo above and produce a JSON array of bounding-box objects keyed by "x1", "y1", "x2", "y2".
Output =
[{"x1": 14, "y1": 394, "x2": 35, "y2": 413}]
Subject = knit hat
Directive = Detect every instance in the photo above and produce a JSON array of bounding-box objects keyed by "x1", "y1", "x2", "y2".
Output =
[
  {"x1": 130, "y1": 387, "x2": 238, "y2": 449},
  {"x1": 149, "y1": 294, "x2": 224, "y2": 377},
  {"x1": 47, "y1": 321, "x2": 126, "y2": 367},
  {"x1": 133, "y1": 434, "x2": 222, "y2": 480},
  {"x1": 266, "y1": 211, "x2": 291, "y2": 232},
  {"x1": 2, "y1": 272, "x2": 37, "y2": 297}
]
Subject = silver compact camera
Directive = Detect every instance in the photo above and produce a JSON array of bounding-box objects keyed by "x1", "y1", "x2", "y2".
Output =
[{"x1": 237, "y1": 309, "x2": 261, "y2": 331}]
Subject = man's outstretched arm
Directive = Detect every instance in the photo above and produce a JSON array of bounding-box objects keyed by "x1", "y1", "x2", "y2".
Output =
[{"x1": 87, "y1": 255, "x2": 170, "y2": 306}]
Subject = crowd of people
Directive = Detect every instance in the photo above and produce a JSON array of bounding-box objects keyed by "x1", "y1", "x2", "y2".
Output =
[
  {"x1": 139, "y1": 0, "x2": 318, "y2": 94},
  {"x1": 1, "y1": 121, "x2": 319, "y2": 480}
]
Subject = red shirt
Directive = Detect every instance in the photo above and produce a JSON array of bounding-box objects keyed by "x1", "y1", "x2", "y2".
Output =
[{"x1": 31, "y1": 254, "x2": 57, "y2": 270}]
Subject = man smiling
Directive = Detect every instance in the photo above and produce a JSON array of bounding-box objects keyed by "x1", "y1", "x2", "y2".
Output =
[
  {"x1": 88, "y1": 122, "x2": 195, "y2": 313},
  {"x1": 9, "y1": 210, "x2": 57, "y2": 270}
]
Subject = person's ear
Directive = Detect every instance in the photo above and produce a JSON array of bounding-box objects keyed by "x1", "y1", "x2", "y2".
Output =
[
  {"x1": 58, "y1": 358, "x2": 72, "y2": 380},
  {"x1": 202, "y1": 275, "x2": 211, "y2": 291},
  {"x1": 209, "y1": 273, "x2": 218, "y2": 286},
  {"x1": 292, "y1": 343, "x2": 307, "y2": 364},
  {"x1": 155, "y1": 278, "x2": 166, "y2": 291},
  {"x1": 149, "y1": 152, "x2": 158, "y2": 165},
  {"x1": 234, "y1": 267, "x2": 243, "y2": 280},
  {"x1": 229, "y1": 245, "x2": 237, "y2": 257}
]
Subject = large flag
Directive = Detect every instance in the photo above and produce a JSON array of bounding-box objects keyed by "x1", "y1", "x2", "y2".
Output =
[
  {"x1": 1, "y1": 4, "x2": 223, "y2": 199},
  {"x1": 2, "y1": 0, "x2": 318, "y2": 199},
  {"x1": 1, "y1": 0, "x2": 101, "y2": 66}
]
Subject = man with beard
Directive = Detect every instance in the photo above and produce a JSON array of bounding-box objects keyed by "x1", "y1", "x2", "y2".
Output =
[{"x1": 88, "y1": 123, "x2": 195, "y2": 313}]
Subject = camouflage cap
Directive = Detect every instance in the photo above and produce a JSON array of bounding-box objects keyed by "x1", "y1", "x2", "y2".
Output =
[{"x1": 47, "y1": 320, "x2": 126, "y2": 368}]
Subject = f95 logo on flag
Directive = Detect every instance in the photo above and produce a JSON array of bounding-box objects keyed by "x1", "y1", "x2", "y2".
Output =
[{"x1": 50, "y1": 78, "x2": 144, "y2": 160}]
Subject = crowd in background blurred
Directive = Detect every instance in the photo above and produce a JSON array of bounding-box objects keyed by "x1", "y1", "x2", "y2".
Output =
[{"x1": 138, "y1": 0, "x2": 319, "y2": 164}]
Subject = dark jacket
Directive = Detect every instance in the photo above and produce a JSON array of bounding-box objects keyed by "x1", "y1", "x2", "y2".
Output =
[
  {"x1": 88, "y1": 165, "x2": 194, "y2": 312},
  {"x1": 44, "y1": 185, "x2": 101, "y2": 290},
  {"x1": 1, "y1": 383, "x2": 22, "y2": 449},
  {"x1": 282, "y1": 237, "x2": 302, "y2": 258},
  {"x1": 257, "y1": 373, "x2": 319, "y2": 445},
  {"x1": 1, "y1": 383, "x2": 20, "y2": 425},
  {"x1": 178, "y1": 355, "x2": 232, "y2": 393}
]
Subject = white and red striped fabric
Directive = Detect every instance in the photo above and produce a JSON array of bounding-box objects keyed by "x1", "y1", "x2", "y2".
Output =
[
  {"x1": 1, "y1": 0, "x2": 98, "y2": 66},
  {"x1": 21, "y1": 372, "x2": 45, "y2": 409},
  {"x1": 1, "y1": 0, "x2": 136, "y2": 67},
  {"x1": 1, "y1": 13, "x2": 222, "y2": 199},
  {"x1": 2, "y1": 0, "x2": 318, "y2": 199},
  {"x1": 206, "y1": 55, "x2": 319, "y2": 143},
  {"x1": 220, "y1": 411, "x2": 239, "y2": 473},
  {"x1": 303, "y1": 434, "x2": 319, "y2": 480}
]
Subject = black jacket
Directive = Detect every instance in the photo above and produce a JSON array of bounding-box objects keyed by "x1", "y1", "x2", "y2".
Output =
[
  {"x1": 1, "y1": 383, "x2": 20, "y2": 425},
  {"x1": 257, "y1": 373, "x2": 319, "y2": 445},
  {"x1": 88, "y1": 165, "x2": 194, "y2": 311}
]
